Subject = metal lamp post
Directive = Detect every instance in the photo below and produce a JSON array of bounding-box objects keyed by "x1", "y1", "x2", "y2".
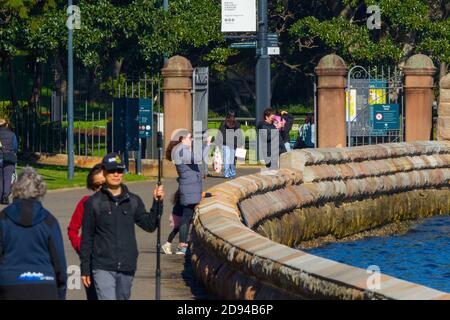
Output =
[
  {"x1": 256, "y1": 0, "x2": 271, "y2": 157},
  {"x1": 67, "y1": 1, "x2": 75, "y2": 180},
  {"x1": 155, "y1": 0, "x2": 169, "y2": 302}
]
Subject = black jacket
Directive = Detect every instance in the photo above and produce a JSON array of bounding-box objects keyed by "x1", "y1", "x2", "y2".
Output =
[
  {"x1": 218, "y1": 121, "x2": 244, "y2": 149},
  {"x1": 80, "y1": 184, "x2": 161, "y2": 276},
  {"x1": 256, "y1": 121, "x2": 287, "y2": 163},
  {"x1": 281, "y1": 113, "x2": 294, "y2": 144},
  {"x1": 0, "y1": 126, "x2": 18, "y2": 164}
]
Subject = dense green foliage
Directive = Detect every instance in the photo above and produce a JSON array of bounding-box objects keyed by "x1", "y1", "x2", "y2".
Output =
[{"x1": 0, "y1": 0, "x2": 448, "y2": 116}]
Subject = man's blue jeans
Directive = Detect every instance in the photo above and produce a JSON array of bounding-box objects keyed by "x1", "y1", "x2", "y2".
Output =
[{"x1": 222, "y1": 146, "x2": 236, "y2": 178}]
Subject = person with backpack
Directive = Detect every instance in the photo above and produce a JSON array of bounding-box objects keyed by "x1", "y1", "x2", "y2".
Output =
[
  {"x1": 67, "y1": 163, "x2": 105, "y2": 300},
  {"x1": 79, "y1": 152, "x2": 165, "y2": 300},
  {"x1": 0, "y1": 166, "x2": 67, "y2": 300},
  {"x1": 0, "y1": 119, "x2": 18, "y2": 205},
  {"x1": 295, "y1": 114, "x2": 316, "y2": 149}
]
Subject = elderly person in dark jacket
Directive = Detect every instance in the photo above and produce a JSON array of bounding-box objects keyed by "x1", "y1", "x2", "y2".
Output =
[
  {"x1": 0, "y1": 166, "x2": 67, "y2": 300},
  {"x1": 166, "y1": 129, "x2": 212, "y2": 255}
]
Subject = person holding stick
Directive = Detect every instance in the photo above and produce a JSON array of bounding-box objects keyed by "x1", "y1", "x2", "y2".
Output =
[{"x1": 79, "y1": 152, "x2": 164, "y2": 300}]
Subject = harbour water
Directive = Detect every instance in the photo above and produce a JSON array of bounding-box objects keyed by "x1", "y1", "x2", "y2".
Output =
[{"x1": 306, "y1": 215, "x2": 450, "y2": 292}]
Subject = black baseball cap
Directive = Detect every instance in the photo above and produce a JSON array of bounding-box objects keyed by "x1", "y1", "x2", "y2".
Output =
[{"x1": 102, "y1": 153, "x2": 126, "y2": 171}]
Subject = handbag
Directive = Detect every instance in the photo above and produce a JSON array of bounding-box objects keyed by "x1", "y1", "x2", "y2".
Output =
[
  {"x1": 235, "y1": 147, "x2": 247, "y2": 163},
  {"x1": 213, "y1": 147, "x2": 222, "y2": 174}
]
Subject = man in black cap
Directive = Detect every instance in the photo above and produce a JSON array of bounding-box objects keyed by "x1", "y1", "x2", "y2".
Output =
[{"x1": 79, "y1": 152, "x2": 164, "y2": 300}]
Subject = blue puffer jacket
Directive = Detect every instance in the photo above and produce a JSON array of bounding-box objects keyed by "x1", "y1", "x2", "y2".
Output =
[
  {"x1": 173, "y1": 143, "x2": 210, "y2": 206},
  {"x1": 0, "y1": 199, "x2": 67, "y2": 300}
]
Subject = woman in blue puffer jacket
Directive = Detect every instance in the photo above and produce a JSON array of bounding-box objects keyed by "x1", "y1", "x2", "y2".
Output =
[{"x1": 166, "y1": 129, "x2": 212, "y2": 255}]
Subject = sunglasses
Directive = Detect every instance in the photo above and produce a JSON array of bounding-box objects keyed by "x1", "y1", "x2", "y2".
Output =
[{"x1": 107, "y1": 168, "x2": 125, "y2": 174}]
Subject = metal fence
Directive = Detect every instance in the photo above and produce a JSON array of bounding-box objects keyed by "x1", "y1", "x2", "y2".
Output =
[
  {"x1": 1, "y1": 74, "x2": 162, "y2": 160},
  {"x1": 346, "y1": 66, "x2": 404, "y2": 147}
]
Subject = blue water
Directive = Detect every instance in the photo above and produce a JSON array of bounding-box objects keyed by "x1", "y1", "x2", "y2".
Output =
[{"x1": 305, "y1": 215, "x2": 450, "y2": 292}]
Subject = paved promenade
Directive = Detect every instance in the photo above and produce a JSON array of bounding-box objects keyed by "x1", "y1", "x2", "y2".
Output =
[{"x1": 1, "y1": 168, "x2": 258, "y2": 300}]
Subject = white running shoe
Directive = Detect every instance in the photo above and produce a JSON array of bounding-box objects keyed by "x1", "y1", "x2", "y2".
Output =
[
  {"x1": 175, "y1": 246, "x2": 187, "y2": 255},
  {"x1": 162, "y1": 242, "x2": 172, "y2": 255}
]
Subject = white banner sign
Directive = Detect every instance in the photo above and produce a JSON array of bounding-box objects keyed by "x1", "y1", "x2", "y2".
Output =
[{"x1": 221, "y1": 0, "x2": 256, "y2": 32}]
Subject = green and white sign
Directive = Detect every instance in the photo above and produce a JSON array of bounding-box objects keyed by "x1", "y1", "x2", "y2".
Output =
[
  {"x1": 138, "y1": 99, "x2": 153, "y2": 138},
  {"x1": 370, "y1": 104, "x2": 400, "y2": 131}
]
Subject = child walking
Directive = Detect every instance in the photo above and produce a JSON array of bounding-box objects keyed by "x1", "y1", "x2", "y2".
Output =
[{"x1": 162, "y1": 191, "x2": 183, "y2": 255}]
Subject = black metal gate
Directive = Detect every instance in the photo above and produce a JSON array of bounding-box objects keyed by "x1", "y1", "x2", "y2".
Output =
[{"x1": 346, "y1": 66, "x2": 404, "y2": 147}]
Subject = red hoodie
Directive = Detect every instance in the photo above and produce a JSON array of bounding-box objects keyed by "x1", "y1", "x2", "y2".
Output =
[{"x1": 67, "y1": 195, "x2": 90, "y2": 254}]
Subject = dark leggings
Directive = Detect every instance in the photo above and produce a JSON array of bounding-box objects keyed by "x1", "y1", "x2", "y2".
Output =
[
  {"x1": 167, "y1": 227, "x2": 180, "y2": 243},
  {"x1": 0, "y1": 164, "x2": 15, "y2": 199},
  {"x1": 179, "y1": 204, "x2": 197, "y2": 244}
]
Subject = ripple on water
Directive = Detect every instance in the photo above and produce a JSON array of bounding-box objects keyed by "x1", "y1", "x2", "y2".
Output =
[{"x1": 305, "y1": 215, "x2": 450, "y2": 293}]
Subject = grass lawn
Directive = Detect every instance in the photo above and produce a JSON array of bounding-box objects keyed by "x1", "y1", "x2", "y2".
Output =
[{"x1": 17, "y1": 162, "x2": 151, "y2": 190}]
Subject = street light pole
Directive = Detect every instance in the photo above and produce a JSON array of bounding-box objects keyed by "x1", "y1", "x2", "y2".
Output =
[
  {"x1": 155, "y1": 0, "x2": 168, "y2": 303},
  {"x1": 67, "y1": 0, "x2": 75, "y2": 180},
  {"x1": 163, "y1": 0, "x2": 169, "y2": 63},
  {"x1": 256, "y1": 0, "x2": 271, "y2": 157}
]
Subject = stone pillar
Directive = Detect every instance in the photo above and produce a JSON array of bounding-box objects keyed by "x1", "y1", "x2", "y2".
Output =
[
  {"x1": 403, "y1": 54, "x2": 436, "y2": 141},
  {"x1": 315, "y1": 54, "x2": 348, "y2": 148},
  {"x1": 161, "y1": 56, "x2": 193, "y2": 178},
  {"x1": 437, "y1": 73, "x2": 450, "y2": 141}
]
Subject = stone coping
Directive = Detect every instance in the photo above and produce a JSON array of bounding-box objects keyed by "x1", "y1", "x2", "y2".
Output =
[{"x1": 192, "y1": 141, "x2": 450, "y2": 300}]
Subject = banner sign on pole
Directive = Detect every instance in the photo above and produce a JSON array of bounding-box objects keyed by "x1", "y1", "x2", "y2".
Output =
[{"x1": 221, "y1": 0, "x2": 256, "y2": 32}]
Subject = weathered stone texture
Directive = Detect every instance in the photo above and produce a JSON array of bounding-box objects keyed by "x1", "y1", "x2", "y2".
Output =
[
  {"x1": 192, "y1": 142, "x2": 450, "y2": 300},
  {"x1": 437, "y1": 73, "x2": 450, "y2": 141}
]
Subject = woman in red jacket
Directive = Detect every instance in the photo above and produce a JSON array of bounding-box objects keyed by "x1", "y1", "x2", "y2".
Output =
[{"x1": 67, "y1": 163, "x2": 104, "y2": 300}]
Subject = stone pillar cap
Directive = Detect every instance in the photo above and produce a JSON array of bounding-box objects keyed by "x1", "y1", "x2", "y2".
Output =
[
  {"x1": 403, "y1": 54, "x2": 436, "y2": 75},
  {"x1": 161, "y1": 55, "x2": 193, "y2": 77},
  {"x1": 440, "y1": 73, "x2": 450, "y2": 89},
  {"x1": 315, "y1": 54, "x2": 348, "y2": 76}
]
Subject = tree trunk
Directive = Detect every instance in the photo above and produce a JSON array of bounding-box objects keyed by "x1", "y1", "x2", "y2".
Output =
[
  {"x1": 53, "y1": 53, "x2": 67, "y2": 97},
  {"x1": 113, "y1": 57, "x2": 123, "y2": 78},
  {"x1": 227, "y1": 81, "x2": 251, "y2": 115},
  {"x1": 4, "y1": 54, "x2": 19, "y2": 112},
  {"x1": 29, "y1": 58, "x2": 44, "y2": 112}
]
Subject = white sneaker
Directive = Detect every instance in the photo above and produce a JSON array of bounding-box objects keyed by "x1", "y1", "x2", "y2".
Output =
[
  {"x1": 162, "y1": 242, "x2": 172, "y2": 255},
  {"x1": 175, "y1": 246, "x2": 187, "y2": 255}
]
